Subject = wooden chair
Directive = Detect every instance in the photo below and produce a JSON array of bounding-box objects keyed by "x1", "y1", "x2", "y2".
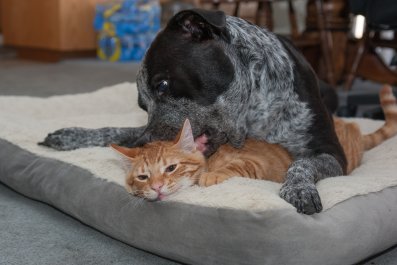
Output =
[
  {"x1": 344, "y1": 0, "x2": 397, "y2": 90},
  {"x1": 198, "y1": 0, "x2": 339, "y2": 86},
  {"x1": 345, "y1": 29, "x2": 397, "y2": 90}
]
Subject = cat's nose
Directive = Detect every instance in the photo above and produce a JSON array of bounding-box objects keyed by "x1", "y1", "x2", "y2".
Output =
[{"x1": 151, "y1": 182, "x2": 164, "y2": 192}]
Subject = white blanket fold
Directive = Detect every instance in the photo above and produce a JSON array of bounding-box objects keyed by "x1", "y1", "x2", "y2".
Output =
[{"x1": 1, "y1": 82, "x2": 396, "y2": 211}]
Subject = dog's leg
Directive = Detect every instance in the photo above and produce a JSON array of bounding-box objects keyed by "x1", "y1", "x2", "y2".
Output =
[
  {"x1": 38, "y1": 126, "x2": 146, "y2": 151},
  {"x1": 279, "y1": 153, "x2": 343, "y2": 215}
]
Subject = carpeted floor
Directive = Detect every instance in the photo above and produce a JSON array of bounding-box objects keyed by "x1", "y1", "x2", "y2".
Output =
[
  {"x1": 0, "y1": 54, "x2": 396, "y2": 265},
  {"x1": 0, "y1": 183, "x2": 179, "y2": 265},
  {"x1": 0, "y1": 58, "x2": 140, "y2": 96},
  {"x1": 0, "y1": 57, "x2": 182, "y2": 265}
]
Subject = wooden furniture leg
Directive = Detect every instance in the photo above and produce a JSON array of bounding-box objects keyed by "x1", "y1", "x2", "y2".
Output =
[
  {"x1": 257, "y1": 1, "x2": 273, "y2": 30},
  {"x1": 315, "y1": 0, "x2": 336, "y2": 86},
  {"x1": 344, "y1": 35, "x2": 367, "y2": 90},
  {"x1": 288, "y1": 0, "x2": 299, "y2": 39},
  {"x1": 233, "y1": 1, "x2": 240, "y2": 16},
  {"x1": 357, "y1": 49, "x2": 397, "y2": 85},
  {"x1": 345, "y1": 30, "x2": 397, "y2": 90}
]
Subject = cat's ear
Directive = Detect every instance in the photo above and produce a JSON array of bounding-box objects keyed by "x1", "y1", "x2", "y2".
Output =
[
  {"x1": 110, "y1": 144, "x2": 140, "y2": 159},
  {"x1": 174, "y1": 119, "x2": 196, "y2": 153}
]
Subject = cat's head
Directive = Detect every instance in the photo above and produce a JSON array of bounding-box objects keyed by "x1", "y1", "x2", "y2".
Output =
[{"x1": 111, "y1": 119, "x2": 206, "y2": 201}]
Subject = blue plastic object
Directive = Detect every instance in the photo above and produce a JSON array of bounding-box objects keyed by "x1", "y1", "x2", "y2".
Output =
[{"x1": 94, "y1": 0, "x2": 161, "y2": 62}]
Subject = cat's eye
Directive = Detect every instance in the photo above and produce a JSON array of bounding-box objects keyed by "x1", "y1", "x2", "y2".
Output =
[
  {"x1": 137, "y1": 175, "x2": 148, "y2": 181},
  {"x1": 157, "y1": 80, "x2": 169, "y2": 96},
  {"x1": 165, "y1": 164, "x2": 177, "y2": 173}
]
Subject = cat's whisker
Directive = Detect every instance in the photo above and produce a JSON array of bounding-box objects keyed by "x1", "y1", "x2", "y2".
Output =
[
  {"x1": 167, "y1": 183, "x2": 177, "y2": 190},
  {"x1": 168, "y1": 187, "x2": 179, "y2": 194},
  {"x1": 135, "y1": 197, "x2": 146, "y2": 206},
  {"x1": 116, "y1": 192, "x2": 145, "y2": 210},
  {"x1": 119, "y1": 194, "x2": 133, "y2": 204},
  {"x1": 126, "y1": 197, "x2": 145, "y2": 208},
  {"x1": 192, "y1": 175, "x2": 201, "y2": 181}
]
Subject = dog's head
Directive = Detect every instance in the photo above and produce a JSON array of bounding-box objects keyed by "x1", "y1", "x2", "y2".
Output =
[{"x1": 135, "y1": 9, "x2": 248, "y2": 155}]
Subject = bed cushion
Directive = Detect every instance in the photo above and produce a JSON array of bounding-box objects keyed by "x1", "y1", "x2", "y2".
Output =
[{"x1": 1, "y1": 82, "x2": 397, "y2": 264}]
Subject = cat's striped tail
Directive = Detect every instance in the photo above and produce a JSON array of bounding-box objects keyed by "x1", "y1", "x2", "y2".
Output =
[{"x1": 363, "y1": 85, "x2": 397, "y2": 150}]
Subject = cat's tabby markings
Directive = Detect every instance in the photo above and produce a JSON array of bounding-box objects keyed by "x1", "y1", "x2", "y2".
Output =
[
  {"x1": 112, "y1": 85, "x2": 397, "y2": 201},
  {"x1": 111, "y1": 121, "x2": 206, "y2": 201}
]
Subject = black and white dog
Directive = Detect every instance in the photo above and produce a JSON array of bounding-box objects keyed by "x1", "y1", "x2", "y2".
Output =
[{"x1": 40, "y1": 9, "x2": 346, "y2": 215}]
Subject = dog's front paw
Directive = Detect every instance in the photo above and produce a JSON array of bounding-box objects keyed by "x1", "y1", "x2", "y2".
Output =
[
  {"x1": 279, "y1": 181, "x2": 323, "y2": 215},
  {"x1": 38, "y1": 127, "x2": 94, "y2": 151}
]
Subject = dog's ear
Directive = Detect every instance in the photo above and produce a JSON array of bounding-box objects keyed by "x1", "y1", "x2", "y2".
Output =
[{"x1": 167, "y1": 9, "x2": 229, "y2": 41}]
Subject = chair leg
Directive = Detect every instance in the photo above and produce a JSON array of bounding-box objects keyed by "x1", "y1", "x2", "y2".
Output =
[
  {"x1": 233, "y1": 2, "x2": 240, "y2": 17},
  {"x1": 315, "y1": 0, "x2": 336, "y2": 86},
  {"x1": 288, "y1": 0, "x2": 299, "y2": 39},
  {"x1": 345, "y1": 29, "x2": 397, "y2": 89},
  {"x1": 344, "y1": 35, "x2": 367, "y2": 90},
  {"x1": 356, "y1": 48, "x2": 397, "y2": 85},
  {"x1": 256, "y1": 1, "x2": 273, "y2": 30}
]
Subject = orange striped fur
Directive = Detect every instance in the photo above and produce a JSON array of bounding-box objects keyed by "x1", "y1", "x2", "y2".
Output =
[
  {"x1": 111, "y1": 121, "x2": 206, "y2": 201},
  {"x1": 112, "y1": 85, "x2": 397, "y2": 199},
  {"x1": 362, "y1": 85, "x2": 397, "y2": 150},
  {"x1": 200, "y1": 140, "x2": 291, "y2": 186},
  {"x1": 334, "y1": 85, "x2": 397, "y2": 174}
]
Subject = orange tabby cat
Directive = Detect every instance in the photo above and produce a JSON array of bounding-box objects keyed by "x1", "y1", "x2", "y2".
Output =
[
  {"x1": 112, "y1": 125, "x2": 206, "y2": 201},
  {"x1": 111, "y1": 85, "x2": 397, "y2": 200}
]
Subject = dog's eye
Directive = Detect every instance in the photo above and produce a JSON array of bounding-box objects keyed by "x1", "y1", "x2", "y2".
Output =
[
  {"x1": 157, "y1": 80, "x2": 169, "y2": 96},
  {"x1": 137, "y1": 175, "x2": 149, "y2": 181},
  {"x1": 165, "y1": 164, "x2": 177, "y2": 173}
]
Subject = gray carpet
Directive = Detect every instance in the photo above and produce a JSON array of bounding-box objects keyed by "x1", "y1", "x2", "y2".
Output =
[
  {"x1": 0, "y1": 57, "x2": 181, "y2": 265},
  {"x1": 0, "y1": 183, "x2": 179, "y2": 265},
  {"x1": 0, "y1": 55, "x2": 396, "y2": 265},
  {"x1": 0, "y1": 58, "x2": 141, "y2": 97}
]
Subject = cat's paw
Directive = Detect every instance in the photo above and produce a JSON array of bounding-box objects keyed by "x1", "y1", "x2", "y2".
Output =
[
  {"x1": 198, "y1": 173, "x2": 218, "y2": 187},
  {"x1": 38, "y1": 127, "x2": 95, "y2": 151},
  {"x1": 279, "y1": 181, "x2": 323, "y2": 215}
]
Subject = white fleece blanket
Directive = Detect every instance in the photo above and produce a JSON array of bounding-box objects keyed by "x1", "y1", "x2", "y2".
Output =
[{"x1": 1, "y1": 82, "x2": 396, "y2": 212}]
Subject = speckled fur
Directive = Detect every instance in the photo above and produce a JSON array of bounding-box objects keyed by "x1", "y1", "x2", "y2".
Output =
[
  {"x1": 221, "y1": 17, "x2": 313, "y2": 157},
  {"x1": 40, "y1": 11, "x2": 344, "y2": 214}
]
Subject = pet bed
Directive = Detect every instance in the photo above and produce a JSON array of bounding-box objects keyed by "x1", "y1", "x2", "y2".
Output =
[{"x1": 1, "y1": 83, "x2": 397, "y2": 265}]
